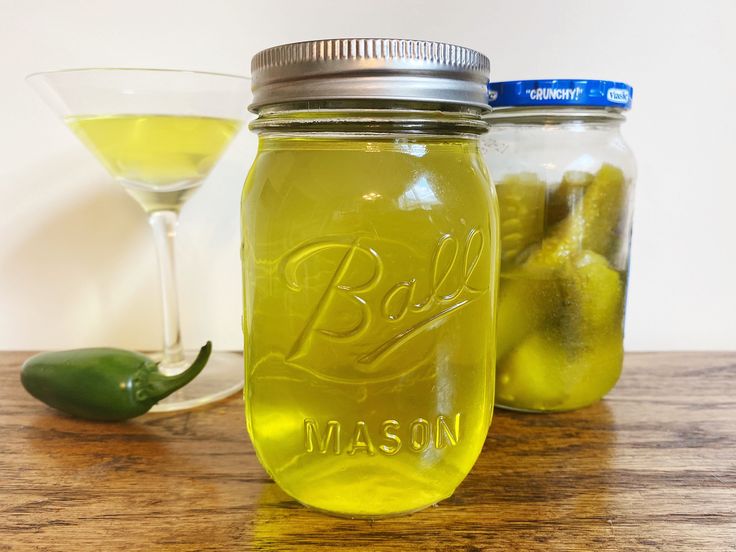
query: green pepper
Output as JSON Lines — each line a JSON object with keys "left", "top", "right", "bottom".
{"left": 21, "top": 341, "right": 212, "bottom": 421}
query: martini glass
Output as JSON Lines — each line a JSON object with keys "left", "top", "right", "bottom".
{"left": 27, "top": 68, "right": 249, "bottom": 411}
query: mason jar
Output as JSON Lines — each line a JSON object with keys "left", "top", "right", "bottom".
{"left": 242, "top": 39, "right": 499, "bottom": 517}
{"left": 482, "top": 79, "right": 635, "bottom": 412}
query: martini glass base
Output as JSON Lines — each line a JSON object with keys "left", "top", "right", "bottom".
{"left": 149, "top": 350, "right": 243, "bottom": 412}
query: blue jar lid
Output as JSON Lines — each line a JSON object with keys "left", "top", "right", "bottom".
{"left": 488, "top": 79, "right": 633, "bottom": 110}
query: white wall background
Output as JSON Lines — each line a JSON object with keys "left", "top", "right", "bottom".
{"left": 1, "top": 0, "right": 734, "bottom": 352}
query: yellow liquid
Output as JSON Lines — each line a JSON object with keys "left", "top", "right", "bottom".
{"left": 242, "top": 136, "right": 498, "bottom": 517}
{"left": 66, "top": 114, "right": 241, "bottom": 211}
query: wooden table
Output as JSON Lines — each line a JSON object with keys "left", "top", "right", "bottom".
{"left": 1, "top": 352, "right": 735, "bottom": 551}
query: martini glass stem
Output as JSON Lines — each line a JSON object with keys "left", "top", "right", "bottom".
{"left": 149, "top": 210, "right": 185, "bottom": 373}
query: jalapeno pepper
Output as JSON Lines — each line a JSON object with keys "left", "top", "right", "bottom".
{"left": 21, "top": 342, "right": 211, "bottom": 421}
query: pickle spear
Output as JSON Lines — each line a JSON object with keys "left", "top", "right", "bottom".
{"left": 579, "top": 163, "right": 628, "bottom": 256}
{"left": 495, "top": 172, "right": 546, "bottom": 268}
{"left": 531, "top": 163, "right": 627, "bottom": 265}
{"left": 546, "top": 170, "right": 593, "bottom": 228}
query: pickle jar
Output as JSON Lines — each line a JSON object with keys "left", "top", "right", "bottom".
{"left": 241, "top": 39, "right": 499, "bottom": 518}
{"left": 482, "top": 79, "right": 635, "bottom": 412}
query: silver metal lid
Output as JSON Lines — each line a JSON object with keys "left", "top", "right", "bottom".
{"left": 249, "top": 38, "right": 491, "bottom": 112}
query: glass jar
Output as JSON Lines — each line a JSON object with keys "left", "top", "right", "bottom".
{"left": 482, "top": 79, "right": 635, "bottom": 412}
{"left": 242, "top": 39, "right": 499, "bottom": 518}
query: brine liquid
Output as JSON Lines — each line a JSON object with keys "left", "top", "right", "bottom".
{"left": 65, "top": 114, "right": 240, "bottom": 211}
{"left": 495, "top": 165, "right": 631, "bottom": 411}
{"left": 242, "top": 137, "right": 497, "bottom": 517}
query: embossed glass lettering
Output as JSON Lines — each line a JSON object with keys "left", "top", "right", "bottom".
{"left": 379, "top": 420, "right": 402, "bottom": 455}
{"left": 435, "top": 414, "right": 461, "bottom": 449}
{"left": 283, "top": 241, "right": 382, "bottom": 361}
{"left": 304, "top": 415, "right": 461, "bottom": 456}
{"left": 282, "top": 229, "right": 487, "bottom": 365}
{"left": 409, "top": 418, "right": 431, "bottom": 452}
{"left": 347, "top": 421, "right": 375, "bottom": 456}
{"left": 304, "top": 418, "right": 341, "bottom": 454}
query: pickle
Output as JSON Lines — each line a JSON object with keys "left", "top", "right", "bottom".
{"left": 530, "top": 163, "right": 627, "bottom": 264}
{"left": 497, "top": 328, "right": 623, "bottom": 411}
{"left": 496, "top": 268, "right": 560, "bottom": 360}
{"left": 497, "top": 332, "right": 568, "bottom": 409}
{"left": 495, "top": 203, "right": 579, "bottom": 359}
{"left": 546, "top": 170, "right": 593, "bottom": 227}
{"left": 497, "top": 245, "right": 623, "bottom": 361}
{"left": 496, "top": 165, "right": 627, "bottom": 410}
{"left": 565, "top": 329, "right": 624, "bottom": 410}
{"left": 495, "top": 173, "right": 546, "bottom": 268}
{"left": 580, "top": 163, "right": 627, "bottom": 256}
{"left": 560, "top": 251, "right": 624, "bottom": 336}
{"left": 497, "top": 252, "right": 625, "bottom": 411}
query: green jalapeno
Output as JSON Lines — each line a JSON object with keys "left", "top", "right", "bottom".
{"left": 21, "top": 342, "right": 212, "bottom": 421}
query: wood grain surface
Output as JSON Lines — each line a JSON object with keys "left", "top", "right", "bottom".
{"left": 1, "top": 352, "right": 735, "bottom": 551}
